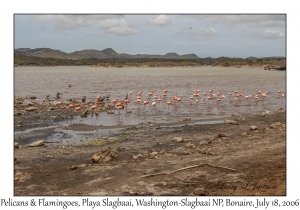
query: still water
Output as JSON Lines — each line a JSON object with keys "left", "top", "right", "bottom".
{"left": 14, "top": 66, "right": 286, "bottom": 126}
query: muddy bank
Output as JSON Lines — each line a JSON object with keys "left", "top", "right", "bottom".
{"left": 14, "top": 97, "right": 116, "bottom": 132}
{"left": 14, "top": 109, "right": 286, "bottom": 196}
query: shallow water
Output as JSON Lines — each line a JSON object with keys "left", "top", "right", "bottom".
{"left": 15, "top": 66, "right": 286, "bottom": 127}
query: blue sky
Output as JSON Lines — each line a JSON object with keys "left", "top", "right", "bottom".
{"left": 14, "top": 14, "right": 286, "bottom": 58}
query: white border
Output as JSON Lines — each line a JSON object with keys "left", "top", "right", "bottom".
{"left": 3, "top": 1, "right": 297, "bottom": 209}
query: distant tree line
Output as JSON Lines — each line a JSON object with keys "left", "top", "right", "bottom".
{"left": 14, "top": 54, "right": 286, "bottom": 67}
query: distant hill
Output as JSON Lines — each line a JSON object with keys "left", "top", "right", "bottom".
{"left": 14, "top": 48, "right": 200, "bottom": 60}
{"left": 14, "top": 52, "right": 286, "bottom": 69}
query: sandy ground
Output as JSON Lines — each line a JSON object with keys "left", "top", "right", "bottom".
{"left": 14, "top": 98, "right": 286, "bottom": 196}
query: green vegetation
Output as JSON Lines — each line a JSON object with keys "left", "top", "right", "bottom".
{"left": 14, "top": 53, "right": 286, "bottom": 68}
{"left": 77, "top": 135, "right": 131, "bottom": 147}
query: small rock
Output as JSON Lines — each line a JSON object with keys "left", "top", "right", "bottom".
{"left": 133, "top": 154, "right": 143, "bottom": 159}
{"left": 92, "top": 147, "right": 117, "bottom": 163}
{"left": 186, "top": 141, "right": 195, "bottom": 148}
{"left": 50, "top": 115, "right": 60, "bottom": 119}
{"left": 14, "top": 157, "right": 18, "bottom": 164}
{"left": 224, "top": 119, "right": 239, "bottom": 125}
{"left": 208, "top": 137, "right": 215, "bottom": 144}
{"left": 260, "top": 112, "right": 267, "bottom": 117}
{"left": 172, "top": 137, "right": 187, "bottom": 143}
{"left": 27, "top": 140, "right": 44, "bottom": 147}
{"left": 218, "top": 133, "right": 227, "bottom": 137}
{"left": 14, "top": 172, "right": 31, "bottom": 182}
{"left": 68, "top": 164, "right": 86, "bottom": 170}
{"left": 25, "top": 107, "right": 37, "bottom": 111}
{"left": 149, "top": 151, "right": 158, "bottom": 158}
{"left": 14, "top": 142, "right": 19, "bottom": 148}
{"left": 250, "top": 126, "right": 258, "bottom": 130}
{"left": 198, "top": 149, "right": 207, "bottom": 154}
{"left": 127, "top": 110, "right": 132, "bottom": 113}
{"left": 240, "top": 132, "right": 249, "bottom": 136}
{"left": 46, "top": 155, "right": 54, "bottom": 159}
{"left": 183, "top": 118, "right": 191, "bottom": 121}
{"left": 47, "top": 107, "right": 55, "bottom": 111}
{"left": 192, "top": 188, "right": 206, "bottom": 196}
{"left": 160, "top": 148, "right": 166, "bottom": 154}
{"left": 14, "top": 112, "right": 23, "bottom": 116}
{"left": 199, "top": 141, "right": 208, "bottom": 146}
{"left": 270, "top": 122, "right": 282, "bottom": 129}
{"left": 160, "top": 181, "right": 167, "bottom": 186}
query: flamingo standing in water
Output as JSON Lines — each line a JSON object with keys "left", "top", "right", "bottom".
{"left": 90, "top": 103, "right": 99, "bottom": 114}
{"left": 151, "top": 101, "right": 157, "bottom": 107}
{"left": 75, "top": 104, "right": 83, "bottom": 111}
{"left": 116, "top": 102, "right": 124, "bottom": 114}
{"left": 124, "top": 98, "right": 130, "bottom": 111}
{"left": 166, "top": 100, "right": 172, "bottom": 111}
{"left": 142, "top": 98, "right": 150, "bottom": 110}
{"left": 68, "top": 102, "right": 75, "bottom": 109}
{"left": 151, "top": 100, "right": 157, "bottom": 111}
{"left": 190, "top": 96, "right": 195, "bottom": 105}
{"left": 176, "top": 97, "right": 182, "bottom": 107}
{"left": 162, "top": 93, "right": 167, "bottom": 100}
{"left": 158, "top": 95, "right": 162, "bottom": 102}
{"left": 55, "top": 100, "right": 64, "bottom": 107}
{"left": 112, "top": 98, "right": 118, "bottom": 107}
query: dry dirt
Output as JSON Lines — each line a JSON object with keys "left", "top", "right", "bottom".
{"left": 14, "top": 98, "right": 286, "bottom": 196}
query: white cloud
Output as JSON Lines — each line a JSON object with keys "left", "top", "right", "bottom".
{"left": 187, "top": 14, "right": 285, "bottom": 28}
{"left": 175, "top": 28, "right": 185, "bottom": 35}
{"left": 148, "top": 15, "right": 171, "bottom": 26}
{"left": 200, "top": 28, "right": 218, "bottom": 36}
{"left": 31, "top": 15, "right": 93, "bottom": 29}
{"left": 28, "top": 15, "right": 138, "bottom": 36}
{"left": 187, "top": 28, "right": 218, "bottom": 41}
{"left": 97, "top": 18, "right": 138, "bottom": 35}
{"left": 255, "top": 29, "right": 285, "bottom": 39}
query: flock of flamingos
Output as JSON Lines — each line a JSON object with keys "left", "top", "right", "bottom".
{"left": 54, "top": 88, "right": 286, "bottom": 114}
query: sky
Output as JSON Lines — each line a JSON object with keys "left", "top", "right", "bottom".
{"left": 14, "top": 14, "right": 286, "bottom": 58}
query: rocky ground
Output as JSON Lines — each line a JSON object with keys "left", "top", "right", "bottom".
{"left": 14, "top": 97, "right": 286, "bottom": 196}
{"left": 14, "top": 97, "right": 116, "bottom": 132}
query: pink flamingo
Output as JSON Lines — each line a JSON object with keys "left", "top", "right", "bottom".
{"left": 116, "top": 103, "right": 124, "bottom": 114}
{"left": 68, "top": 102, "right": 75, "bottom": 109}
{"left": 75, "top": 104, "right": 83, "bottom": 111}
{"left": 55, "top": 100, "right": 64, "bottom": 106}
{"left": 90, "top": 103, "right": 99, "bottom": 114}
{"left": 166, "top": 100, "right": 172, "bottom": 111}
{"left": 142, "top": 98, "right": 149, "bottom": 110}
